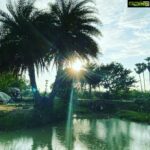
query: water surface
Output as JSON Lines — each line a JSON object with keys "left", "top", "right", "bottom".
{"left": 0, "top": 118, "right": 150, "bottom": 150}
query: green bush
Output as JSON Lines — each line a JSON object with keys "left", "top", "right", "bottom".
{"left": 116, "top": 110, "right": 150, "bottom": 123}
{"left": 0, "top": 72, "right": 27, "bottom": 94}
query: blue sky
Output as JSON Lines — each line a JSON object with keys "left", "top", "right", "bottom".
{"left": 1, "top": 0, "right": 150, "bottom": 91}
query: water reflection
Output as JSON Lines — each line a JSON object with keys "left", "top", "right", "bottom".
{"left": 0, "top": 118, "right": 150, "bottom": 150}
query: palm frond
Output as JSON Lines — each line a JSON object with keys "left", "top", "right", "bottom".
{"left": 71, "top": 0, "right": 93, "bottom": 11}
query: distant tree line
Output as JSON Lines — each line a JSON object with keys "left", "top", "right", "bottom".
{"left": 66, "top": 62, "right": 136, "bottom": 99}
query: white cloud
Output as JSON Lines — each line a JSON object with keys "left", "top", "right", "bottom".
{"left": 95, "top": 0, "right": 150, "bottom": 64}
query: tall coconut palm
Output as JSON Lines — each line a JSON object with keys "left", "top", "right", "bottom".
{"left": 0, "top": 0, "right": 52, "bottom": 100}
{"left": 48, "top": 0, "right": 101, "bottom": 102}
{"left": 134, "top": 67, "right": 143, "bottom": 92}
{"left": 145, "top": 57, "right": 150, "bottom": 90}
{"left": 85, "top": 63, "right": 96, "bottom": 97}
{"left": 84, "top": 63, "right": 101, "bottom": 97}
{"left": 141, "top": 63, "right": 147, "bottom": 92}
{"left": 135, "top": 63, "right": 146, "bottom": 92}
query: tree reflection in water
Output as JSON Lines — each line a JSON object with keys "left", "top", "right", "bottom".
{"left": 0, "top": 118, "right": 150, "bottom": 150}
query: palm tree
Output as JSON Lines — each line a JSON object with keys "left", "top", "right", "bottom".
{"left": 145, "top": 57, "right": 150, "bottom": 90}
{"left": 0, "top": 0, "right": 52, "bottom": 100}
{"left": 94, "top": 65, "right": 103, "bottom": 92}
{"left": 48, "top": 0, "right": 101, "bottom": 102}
{"left": 141, "top": 63, "right": 147, "bottom": 92}
{"left": 84, "top": 63, "right": 101, "bottom": 97}
{"left": 85, "top": 63, "right": 96, "bottom": 97}
{"left": 135, "top": 63, "right": 146, "bottom": 92}
{"left": 135, "top": 64, "right": 143, "bottom": 92}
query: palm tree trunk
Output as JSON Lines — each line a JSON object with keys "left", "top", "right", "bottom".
{"left": 89, "top": 84, "right": 92, "bottom": 98}
{"left": 139, "top": 74, "right": 143, "bottom": 92}
{"left": 99, "top": 84, "right": 101, "bottom": 92}
{"left": 28, "top": 64, "right": 40, "bottom": 102}
{"left": 80, "top": 82, "right": 84, "bottom": 92}
{"left": 48, "top": 62, "right": 63, "bottom": 106}
{"left": 143, "top": 72, "right": 146, "bottom": 92}
{"left": 84, "top": 84, "right": 87, "bottom": 91}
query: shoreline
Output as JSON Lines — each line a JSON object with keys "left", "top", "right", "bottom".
{"left": 0, "top": 109, "right": 150, "bottom": 132}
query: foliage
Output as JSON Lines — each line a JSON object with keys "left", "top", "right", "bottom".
{"left": 0, "top": 101, "right": 68, "bottom": 131}
{"left": 56, "top": 78, "right": 72, "bottom": 101}
{"left": 146, "top": 61, "right": 150, "bottom": 73}
{"left": 79, "top": 62, "right": 136, "bottom": 98}
{"left": 48, "top": 0, "right": 101, "bottom": 65}
{"left": 55, "top": 68, "right": 79, "bottom": 103}
{"left": 84, "top": 63, "right": 101, "bottom": 87}
{"left": 116, "top": 110, "right": 150, "bottom": 123}
{"left": 78, "top": 89, "right": 150, "bottom": 101}
{"left": 48, "top": 0, "right": 101, "bottom": 102}
{"left": 0, "top": 0, "right": 51, "bottom": 73}
{"left": 127, "top": 90, "right": 150, "bottom": 100}
{"left": 99, "top": 63, "right": 136, "bottom": 94}
{"left": 0, "top": 72, "right": 27, "bottom": 94}
{"left": 0, "top": 0, "right": 53, "bottom": 99}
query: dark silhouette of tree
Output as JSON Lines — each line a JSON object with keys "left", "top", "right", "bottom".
{"left": 48, "top": 0, "right": 101, "bottom": 103}
{"left": 135, "top": 63, "right": 147, "bottom": 92}
{"left": 135, "top": 64, "right": 143, "bottom": 92}
{"left": 84, "top": 63, "right": 101, "bottom": 97}
{"left": 0, "top": 0, "right": 52, "bottom": 101}
{"left": 145, "top": 57, "right": 150, "bottom": 91}
{"left": 100, "top": 62, "right": 136, "bottom": 97}
{"left": 141, "top": 63, "right": 147, "bottom": 92}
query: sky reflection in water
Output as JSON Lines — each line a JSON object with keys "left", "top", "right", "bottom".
{"left": 0, "top": 118, "right": 150, "bottom": 150}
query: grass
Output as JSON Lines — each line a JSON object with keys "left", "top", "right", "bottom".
{"left": 116, "top": 110, "right": 150, "bottom": 124}
{"left": 1, "top": 99, "right": 150, "bottom": 131}
{"left": 0, "top": 101, "right": 67, "bottom": 131}
{"left": 0, "top": 107, "right": 58, "bottom": 131}
{"left": 0, "top": 109, "right": 34, "bottom": 131}
{"left": 75, "top": 100, "right": 150, "bottom": 124}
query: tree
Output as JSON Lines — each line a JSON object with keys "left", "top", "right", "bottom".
{"left": 0, "top": 72, "right": 27, "bottom": 94}
{"left": 0, "top": 0, "right": 52, "bottom": 101}
{"left": 135, "top": 64, "right": 143, "bottom": 92}
{"left": 135, "top": 63, "right": 146, "bottom": 92}
{"left": 141, "top": 63, "right": 147, "bottom": 92}
{"left": 100, "top": 63, "right": 136, "bottom": 96}
{"left": 48, "top": 0, "right": 101, "bottom": 102}
{"left": 56, "top": 68, "right": 73, "bottom": 101}
{"left": 145, "top": 57, "right": 150, "bottom": 91}
{"left": 84, "top": 63, "right": 101, "bottom": 97}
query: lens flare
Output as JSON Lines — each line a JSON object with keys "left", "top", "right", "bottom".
{"left": 72, "top": 59, "right": 82, "bottom": 72}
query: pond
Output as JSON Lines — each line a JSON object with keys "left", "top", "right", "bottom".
{"left": 0, "top": 118, "right": 150, "bottom": 150}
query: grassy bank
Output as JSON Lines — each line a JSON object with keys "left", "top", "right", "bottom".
{"left": 116, "top": 110, "right": 150, "bottom": 124}
{"left": 0, "top": 109, "right": 34, "bottom": 131}
{"left": 75, "top": 100, "right": 150, "bottom": 124}
{"left": 1, "top": 99, "right": 150, "bottom": 131}
{"left": 0, "top": 100, "right": 67, "bottom": 131}
{"left": 0, "top": 108, "right": 66, "bottom": 131}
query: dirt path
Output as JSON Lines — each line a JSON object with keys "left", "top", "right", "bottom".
{"left": 0, "top": 105, "right": 17, "bottom": 112}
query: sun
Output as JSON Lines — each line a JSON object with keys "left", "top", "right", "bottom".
{"left": 72, "top": 59, "right": 83, "bottom": 72}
